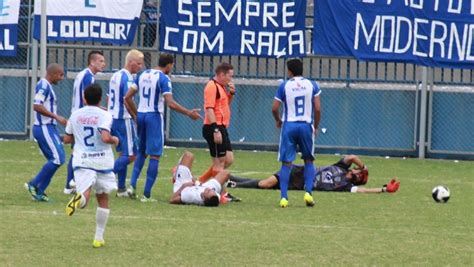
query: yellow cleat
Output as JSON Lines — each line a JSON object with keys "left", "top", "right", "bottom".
{"left": 66, "top": 193, "right": 82, "bottom": 216}
{"left": 304, "top": 192, "right": 315, "bottom": 207}
{"left": 92, "top": 240, "right": 105, "bottom": 248}
{"left": 280, "top": 198, "right": 288, "bottom": 208}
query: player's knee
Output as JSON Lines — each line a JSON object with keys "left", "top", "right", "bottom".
{"left": 224, "top": 154, "right": 234, "bottom": 167}
{"left": 182, "top": 151, "right": 194, "bottom": 161}
{"left": 259, "top": 180, "right": 272, "bottom": 189}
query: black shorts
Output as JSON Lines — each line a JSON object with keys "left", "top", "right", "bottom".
{"left": 202, "top": 124, "right": 232, "bottom": 158}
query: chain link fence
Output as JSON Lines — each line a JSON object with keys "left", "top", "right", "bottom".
{"left": 0, "top": 0, "right": 472, "bottom": 158}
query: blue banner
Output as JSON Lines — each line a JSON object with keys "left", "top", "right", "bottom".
{"left": 160, "top": 0, "right": 307, "bottom": 58}
{"left": 314, "top": 0, "right": 474, "bottom": 69}
{"left": 33, "top": 0, "right": 142, "bottom": 45}
{"left": 0, "top": 0, "right": 20, "bottom": 57}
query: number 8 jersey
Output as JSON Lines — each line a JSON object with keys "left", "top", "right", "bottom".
{"left": 274, "top": 77, "right": 321, "bottom": 123}
{"left": 65, "top": 106, "right": 115, "bottom": 172}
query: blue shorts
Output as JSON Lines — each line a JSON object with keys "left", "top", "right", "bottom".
{"left": 33, "top": 124, "right": 65, "bottom": 165}
{"left": 136, "top": 112, "right": 164, "bottom": 156}
{"left": 111, "top": 118, "right": 138, "bottom": 156}
{"left": 278, "top": 122, "right": 315, "bottom": 162}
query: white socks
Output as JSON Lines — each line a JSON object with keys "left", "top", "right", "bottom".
{"left": 94, "top": 207, "right": 110, "bottom": 241}
{"left": 79, "top": 194, "right": 87, "bottom": 208}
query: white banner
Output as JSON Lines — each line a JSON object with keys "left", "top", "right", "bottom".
{"left": 33, "top": 0, "right": 143, "bottom": 45}
{"left": 0, "top": 0, "right": 21, "bottom": 56}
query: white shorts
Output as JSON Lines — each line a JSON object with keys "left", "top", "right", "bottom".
{"left": 74, "top": 168, "right": 117, "bottom": 195}
{"left": 202, "top": 179, "right": 222, "bottom": 195}
{"left": 173, "top": 165, "right": 193, "bottom": 193}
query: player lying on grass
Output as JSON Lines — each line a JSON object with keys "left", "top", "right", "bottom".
{"left": 228, "top": 155, "right": 400, "bottom": 193}
{"left": 169, "top": 151, "right": 230, "bottom": 207}
{"left": 63, "top": 84, "right": 120, "bottom": 248}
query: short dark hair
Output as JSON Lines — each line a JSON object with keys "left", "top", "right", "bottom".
{"left": 203, "top": 195, "right": 219, "bottom": 207}
{"left": 88, "top": 50, "right": 104, "bottom": 65}
{"left": 286, "top": 58, "right": 303, "bottom": 76}
{"left": 84, "top": 84, "right": 102, "bottom": 106}
{"left": 158, "top": 53, "right": 174, "bottom": 67}
{"left": 215, "top": 62, "right": 233, "bottom": 75}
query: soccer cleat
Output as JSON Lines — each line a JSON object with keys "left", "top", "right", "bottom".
{"left": 127, "top": 187, "right": 137, "bottom": 200}
{"left": 63, "top": 187, "right": 76, "bottom": 195}
{"left": 24, "top": 183, "right": 37, "bottom": 200}
{"left": 224, "top": 192, "right": 241, "bottom": 202}
{"left": 280, "top": 198, "right": 289, "bottom": 208}
{"left": 304, "top": 192, "right": 315, "bottom": 207}
{"left": 92, "top": 239, "right": 105, "bottom": 248}
{"left": 140, "top": 196, "right": 157, "bottom": 203}
{"left": 35, "top": 193, "right": 49, "bottom": 202}
{"left": 226, "top": 180, "right": 237, "bottom": 188}
{"left": 66, "top": 193, "right": 82, "bottom": 216}
{"left": 116, "top": 189, "right": 129, "bottom": 198}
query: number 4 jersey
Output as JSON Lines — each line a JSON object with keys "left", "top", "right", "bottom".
{"left": 65, "top": 106, "right": 115, "bottom": 172}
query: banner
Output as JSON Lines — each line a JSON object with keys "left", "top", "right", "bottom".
{"left": 0, "top": 0, "right": 20, "bottom": 56}
{"left": 160, "top": 0, "right": 307, "bottom": 58}
{"left": 33, "top": 0, "right": 142, "bottom": 45}
{"left": 314, "top": 0, "right": 474, "bottom": 69}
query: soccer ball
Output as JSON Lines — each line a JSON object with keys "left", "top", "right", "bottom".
{"left": 432, "top": 185, "right": 450, "bottom": 203}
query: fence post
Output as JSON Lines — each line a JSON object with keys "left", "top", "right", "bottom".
{"left": 40, "top": 0, "right": 47, "bottom": 77}
{"left": 418, "top": 66, "right": 429, "bottom": 158}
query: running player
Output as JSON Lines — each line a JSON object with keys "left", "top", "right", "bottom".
{"left": 123, "top": 53, "right": 201, "bottom": 202}
{"left": 272, "top": 58, "right": 321, "bottom": 208}
{"left": 107, "top": 49, "right": 143, "bottom": 197}
{"left": 63, "top": 84, "right": 119, "bottom": 248}
{"left": 24, "top": 63, "right": 66, "bottom": 202}
{"left": 65, "top": 50, "right": 106, "bottom": 194}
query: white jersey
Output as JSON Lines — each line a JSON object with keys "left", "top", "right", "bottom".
{"left": 71, "top": 68, "right": 95, "bottom": 113}
{"left": 180, "top": 186, "right": 206, "bottom": 205}
{"left": 274, "top": 77, "right": 321, "bottom": 123}
{"left": 137, "top": 69, "right": 172, "bottom": 113}
{"left": 107, "top": 68, "right": 136, "bottom": 119}
{"left": 33, "top": 78, "right": 57, "bottom": 125}
{"left": 65, "top": 106, "right": 115, "bottom": 172}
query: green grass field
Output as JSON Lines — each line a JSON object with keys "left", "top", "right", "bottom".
{"left": 0, "top": 140, "right": 473, "bottom": 266}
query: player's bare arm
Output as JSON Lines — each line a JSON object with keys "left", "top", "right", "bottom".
{"left": 34, "top": 104, "right": 67, "bottom": 125}
{"left": 313, "top": 95, "right": 321, "bottom": 132}
{"left": 271, "top": 100, "right": 282, "bottom": 128}
{"left": 164, "top": 94, "right": 202, "bottom": 120}
{"left": 356, "top": 179, "right": 400, "bottom": 193}
{"left": 169, "top": 182, "right": 195, "bottom": 204}
{"left": 124, "top": 85, "right": 138, "bottom": 119}
{"left": 100, "top": 130, "right": 119, "bottom": 146}
{"left": 63, "top": 134, "right": 74, "bottom": 144}
{"left": 227, "top": 82, "right": 236, "bottom": 104}
{"left": 343, "top": 155, "right": 366, "bottom": 169}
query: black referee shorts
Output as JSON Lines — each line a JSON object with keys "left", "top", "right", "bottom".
{"left": 202, "top": 124, "right": 232, "bottom": 158}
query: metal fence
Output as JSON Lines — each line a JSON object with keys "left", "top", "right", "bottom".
{"left": 0, "top": 0, "right": 472, "bottom": 159}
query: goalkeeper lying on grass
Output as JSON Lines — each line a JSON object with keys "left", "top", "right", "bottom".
{"left": 228, "top": 155, "right": 400, "bottom": 194}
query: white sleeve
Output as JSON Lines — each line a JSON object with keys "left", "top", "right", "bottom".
{"left": 98, "top": 113, "right": 112, "bottom": 132}
{"left": 350, "top": 186, "right": 359, "bottom": 193}
{"left": 65, "top": 119, "right": 73, "bottom": 135}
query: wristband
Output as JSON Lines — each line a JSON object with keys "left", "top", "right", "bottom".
{"left": 382, "top": 185, "right": 387, "bottom": 193}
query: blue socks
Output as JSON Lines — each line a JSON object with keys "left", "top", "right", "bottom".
{"left": 114, "top": 155, "right": 130, "bottom": 190}
{"left": 304, "top": 162, "right": 315, "bottom": 193}
{"left": 279, "top": 164, "right": 291, "bottom": 199}
{"left": 30, "top": 161, "right": 61, "bottom": 194}
{"left": 144, "top": 158, "right": 159, "bottom": 198}
{"left": 65, "top": 156, "right": 74, "bottom": 189}
{"left": 130, "top": 153, "right": 146, "bottom": 189}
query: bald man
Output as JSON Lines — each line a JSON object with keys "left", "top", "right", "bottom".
{"left": 107, "top": 49, "right": 144, "bottom": 197}
{"left": 25, "top": 63, "right": 66, "bottom": 202}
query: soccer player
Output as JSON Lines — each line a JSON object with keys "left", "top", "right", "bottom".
{"left": 107, "top": 49, "right": 143, "bottom": 197}
{"left": 199, "top": 62, "right": 240, "bottom": 202}
{"left": 228, "top": 155, "right": 400, "bottom": 193}
{"left": 64, "top": 50, "right": 106, "bottom": 194}
{"left": 63, "top": 84, "right": 119, "bottom": 248}
{"left": 169, "top": 151, "right": 229, "bottom": 207}
{"left": 24, "top": 63, "right": 66, "bottom": 202}
{"left": 272, "top": 58, "right": 321, "bottom": 208}
{"left": 123, "top": 53, "right": 201, "bottom": 202}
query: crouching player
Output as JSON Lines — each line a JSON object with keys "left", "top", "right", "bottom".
{"left": 63, "top": 84, "right": 119, "bottom": 248}
{"left": 169, "top": 151, "right": 230, "bottom": 207}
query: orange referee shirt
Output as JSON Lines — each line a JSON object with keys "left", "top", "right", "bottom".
{"left": 203, "top": 79, "right": 231, "bottom": 127}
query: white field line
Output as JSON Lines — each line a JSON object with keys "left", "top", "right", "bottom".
{"left": 1, "top": 209, "right": 471, "bottom": 236}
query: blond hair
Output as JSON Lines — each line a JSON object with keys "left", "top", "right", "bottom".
{"left": 125, "top": 49, "right": 144, "bottom": 64}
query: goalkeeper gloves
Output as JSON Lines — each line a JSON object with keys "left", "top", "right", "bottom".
{"left": 382, "top": 179, "right": 400, "bottom": 193}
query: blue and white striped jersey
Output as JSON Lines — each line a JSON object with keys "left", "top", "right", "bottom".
{"left": 275, "top": 77, "right": 321, "bottom": 123}
{"left": 33, "top": 78, "right": 57, "bottom": 125}
{"left": 107, "top": 68, "right": 136, "bottom": 119}
{"left": 136, "top": 69, "right": 172, "bottom": 113}
{"left": 71, "top": 68, "right": 95, "bottom": 113}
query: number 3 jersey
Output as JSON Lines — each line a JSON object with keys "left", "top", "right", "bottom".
{"left": 65, "top": 106, "right": 115, "bottom": 172}
{"left": 275, "top": 77, "right": 321, "bottom": 123}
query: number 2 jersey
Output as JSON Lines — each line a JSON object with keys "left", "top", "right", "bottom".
{"left": 65, "top": 106, "right": 115, "bottom": 172}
